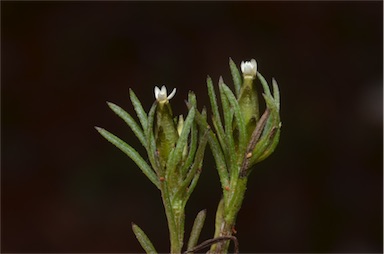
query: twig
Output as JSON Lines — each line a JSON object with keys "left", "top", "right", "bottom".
{"left": 183, "top": 236, "right": 239, "bottom": 254}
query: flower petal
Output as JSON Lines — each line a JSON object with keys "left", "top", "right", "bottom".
{"left": 241, "top": 61, "right": 246, "bottom": 73}
{"left": 154, "top": 86, "right": 160, "bottom": 100}
{"left": 167, "top": 88, "right": 176, "bottom": 100}
{"left": 160, "top": 85, "right": 167, "bottom": 95}
{"left": 241, "top": 59, "right": 257, "bottom": 77}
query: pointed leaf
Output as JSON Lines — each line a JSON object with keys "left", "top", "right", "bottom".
{"left": 207, "top": 76, "right": 225, "bottom": 144}
{"left": 107, "top": 102, "right": 146, "bottom": 147}
{"left": 166, "top": 107, "right": 195, "bottom": 181}
{"left": 262, "top": 94, "right": 280, "bottom": 135}
{"left": 187, "top": 106, "right": 230, "bottom": 191}
{"left": 272, "top": 78, "right": 280, "bottom": 111}
{"left": 219, "top": 80, "right": 236, "bottom": 173}
{"left": 221, "top": 84, "right": 247, "bottom": 164}
{"left": 187, "top": 91, "right": 197, "bottom": 108}
{"left": 95, "top": 127, "right": 160, "bottom": 189}
{"left": 145, "top": 102, "right": 161, "bottom": 174}
{"left": 256, "top": 72, "right": 272, "bottom": 97}
{"left": 129, "top": 89, "right": 148, "bottom": 130}
{"left": 229, "top": 57, "right": 242, "bottom": 97}
{"left": 177, "top": 128, "right": 208, "bottom": 196}
{"left": 187, "top": 209, "right": 207, "bottom": 251}
{"left": 255, "top": 127, "right": 281, "bottom": 163}
{"left": 249, "top": 105, "right": 281, "bottom": 167}
{"left": 185, "top": 129, "right": 209, "bottom": 200}
{"left": 132, "top": 223, "right": 158, "bottom": 254}
{"left": 181, "top": 121, "right": 198, "bottom": 176}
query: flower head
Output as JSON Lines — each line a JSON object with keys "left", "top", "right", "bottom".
{"left": 241, "top": 59, "right": 257, "bottom": 78}
{"left": 154, "top": 85, "right": 176, "bottom": 103}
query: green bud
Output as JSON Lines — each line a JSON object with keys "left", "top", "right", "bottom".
{"left": 154, "top": 85, "right": 179, "bottom": 167}
{"left": 238, "top": 59, "right": 259, "bottom": 139}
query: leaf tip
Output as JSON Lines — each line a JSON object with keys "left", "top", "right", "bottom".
{"left": 206, "top": 75, "right": 213, "bottom": 84}
{"left": 106, "top": 101, "right": 114, "bottom": 108}
{"left": 218, "top": 76, "right": 224, "bottom": 86}
{"left": 199, "top": 209, "right": 207, "bottom": 215}
{"left": 128, "top": 88, "right": 136, "bottom": 99}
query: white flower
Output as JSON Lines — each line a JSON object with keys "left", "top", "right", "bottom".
{"left": 241, "top": 59, "right": 257, "bottom": 78}
{"left": 154, "top": 85, "right": 176, "bottom": 103}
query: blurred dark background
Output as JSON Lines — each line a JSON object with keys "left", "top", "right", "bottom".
{"left": 2, "top": 1, "right": 382, "bottom": 253}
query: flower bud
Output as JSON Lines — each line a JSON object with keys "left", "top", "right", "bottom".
{"left": 240, "top": 59, "right": 257, "bottom": 79}
{"left": 238, "top": 59, "right": 259, "bottom": 139}
{"left": 154, "top": 85, "right": 179, "bottom": 167}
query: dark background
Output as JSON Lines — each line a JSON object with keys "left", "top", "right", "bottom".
{"left": 2, "top": 1, "right": 382, "bottom": 253}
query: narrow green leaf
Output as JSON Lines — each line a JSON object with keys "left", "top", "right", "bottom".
{"left": 187, "top": 106, "right": 230, "bottom": 191}
{"left": 219, "top": 80, "right": 236, "bottom": 173}
{"left": 221, "top": 84, "right": 247, "bottom": 164}
{"left": 95, "top": 127, "right": 160, "bottom": 189}
{"left": 187, "top": 209, "right": 207, "bottom": 252}
{"left": 107, "top": 102, "right": 146, "bottom": 147}
{"left": 177, "top": 128, "right": 208, "bottom": 194}
{"left": 262, "top": 94, "right": 279, "bottom": 135}
{"left": 146, "top": 103, "right": 160, "bottom": 174}
{"left": 255, "top": 73, "right": 279, "bottom": 140}
{"left": 255, "top": 127, "right": 281, "bottom": 163}
{"left": 249, "top": 104, "right": 280, "bottom": 167}
{"left": 166, "top": 107, "right": 195, "bottom": 181}
{"left": 229, "top": 57, "right": 242, "bottom": 97}
{"left": 132, "top": 223, "right": 158, "bottom": 254}
{"left": 179, "top": 92, "right": 200, "bottom": 175}
{"left": 256, "top": 72, "right": 272, "bottom": 97}
{"left": 185, "top": 129, "right": 209, "bottom": 199}
{"left": 188, "top": 91, "right": 197, "bottom": 108}
{"left": 211, "top": 116, "right": 227, "bottom": 158}
{"left": 272, "top": 78, "right": 280, "bottom": 111}
{"left": 129, "top": 89, "right": 148, "bottom": 130}
{"left": 201, "top": 107, "right": 207, "bottom": 121}
{"left": 249, "top": 122, "right": 280, "bottom": 167}
{"left": 219, "top": 78, "right": 233, "bottom": 136}
{"left": 181, "top": 122, "right": 198, "bottom": 176}
{"left": 212, "top": 198, "right": 225, "bottom": 242}
{"left": 257, "top": 73, "right": 280, "bottom": 114}
{"left": 207, "top": 76, "right": 225, "bottom": 143}
{"left": 175, "top": 107, "right": 196, "bottom": 165}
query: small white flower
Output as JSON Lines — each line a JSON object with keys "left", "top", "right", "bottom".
{"left": 154, "top": 85, "right": 176, "bottom": 103}
{"left": 241, "top": 59, "right": 257, "bottom": 78}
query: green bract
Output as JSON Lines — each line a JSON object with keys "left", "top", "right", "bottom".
{"left": 155, "top": 99, "right": 179, "bottom": 169}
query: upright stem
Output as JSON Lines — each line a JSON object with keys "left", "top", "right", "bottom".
{"left": 210, "top": 177, "right": 248, "bottom": 253}
{"left": 160, "top": 181, "right": 185, "bottom": 254}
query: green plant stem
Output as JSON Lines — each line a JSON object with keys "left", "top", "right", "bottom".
{"left": 210, "top": 177, "right": 248, "bottom": 253}
{"left": 160, "top": 181, "right": 185, "bottom": 253}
